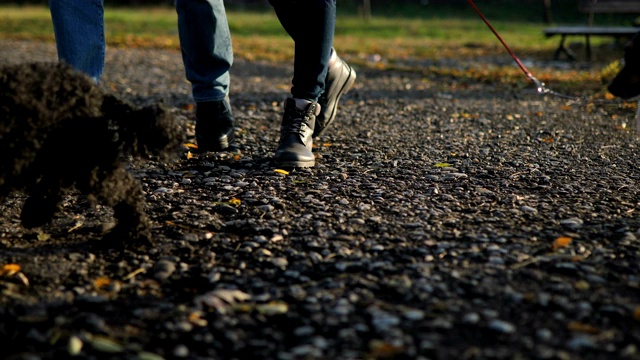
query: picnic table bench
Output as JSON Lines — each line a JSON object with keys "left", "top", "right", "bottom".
{"left": 543, "top": 0, "right": 640, "bottom": 60}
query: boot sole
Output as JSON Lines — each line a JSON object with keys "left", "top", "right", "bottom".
{"left": 314, "top": 65, "right": 356, "bottom": 138}
{"left": 274, "top": 158, "right": 315, "bottom": 168}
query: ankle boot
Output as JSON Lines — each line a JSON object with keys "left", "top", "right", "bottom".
{"left": 195, "top": 98, "right": 235, "bottom": 152}
{"left": 273, "top": 98, "right": 319, "bottom": 168}
{"left": 314, "top": 49, "right": 356, "bottom": 138}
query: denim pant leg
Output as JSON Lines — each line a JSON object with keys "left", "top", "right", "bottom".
{"left": 49, "top": 0, "right": 105, "bottom": 81}
{"left": 175, "top": 0, "right": 233, "bottom": 103}
{"left": 269, "top": 0, "right": 336, "bottom": 101}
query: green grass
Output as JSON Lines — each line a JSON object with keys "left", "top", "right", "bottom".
{"left": 0, "top": 5, "right": 571, "bottom": 53}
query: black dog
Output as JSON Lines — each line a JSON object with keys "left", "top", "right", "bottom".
{"left": 608, "top": 32, "right": 640, "bottom": 99}
{"left": 0, "top": 62, "right": 184, "bottom": 248}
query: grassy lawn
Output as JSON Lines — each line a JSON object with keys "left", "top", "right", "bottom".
{"left": 0, "top": 4, "right": 631, "bottom": 93}
{"left": 0, "top": 5, "right": 587, "bottom": 57}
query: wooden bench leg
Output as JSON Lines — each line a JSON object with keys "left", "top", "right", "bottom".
{"left": 553, "top": 34, "right": 576, "bottom": 61}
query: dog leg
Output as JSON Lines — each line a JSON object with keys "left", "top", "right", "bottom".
{"left": 90, "top": 168, "right": 154, "bottom": 250}
{"left": 20, "top": 188, "right": 62, "bottom": 229}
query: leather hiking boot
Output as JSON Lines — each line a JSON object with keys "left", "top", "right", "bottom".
{"left": 195, "top": 98, "right": 235, "bottom": 152}
{"left": 314, "top": 52, "right": 356, "bottom": 138}
{"left": 274, "top": 98, "right": 319, "bottom": 168}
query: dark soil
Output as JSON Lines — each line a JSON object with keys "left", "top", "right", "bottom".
{"left": 1, "top": 40, "right": 639, "bottom": 360}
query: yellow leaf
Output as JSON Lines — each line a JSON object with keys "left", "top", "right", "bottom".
{"left": 575, "top": 280, "right": 590, "bottom": 291}
{"left": 256, "top": 301, "right": 289, "bottom": 316}
{"left": 552, "top": 236, "right": 572, "bottom": 250}
{"left": 188, "top": 311, "right": 208, "bottom": 327}
{"left": 186, "top": 151, "right": 193, "bottom": 160}
{"left": 37, "top": 233, "right": 51, "bottom": 241}
{"left": 274, "top": 169, "right": 289, "bottom": 175}
{"left": 322, "top": 143, "right": 333, "bottom": 147}
{"left": 434, "top": 163, "right": 452, "bottom": 168}
{"left": 0, "top": 263, "right": 21, "bottom": 276}
{"left": 228, "top": 198, "right": 241, "bottom": 206}
{"left": 233, "top": 154, "right": 242, "bottom": 161}
{"left": 184, "top": 143, "right": 198, "bottom": 149}
{"left": 94, "top": 277, "right": 112, "bottom": 289}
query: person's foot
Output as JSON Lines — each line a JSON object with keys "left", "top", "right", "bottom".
{"left": 608, "top": 33, "right": 640, "bottom": 99}
{"left": 314, "top": 51, "right": 356, "bottom": 138}
{"left": 195, "top": 98, "right": 235, "bottom": 152}
{"left": 273, "top": 98, "right": 319, "bottom": 168}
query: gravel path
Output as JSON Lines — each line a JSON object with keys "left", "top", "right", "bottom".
{"left": 1, "top": 40, "right": 639, "bottom": 360}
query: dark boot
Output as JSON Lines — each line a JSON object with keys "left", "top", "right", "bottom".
{"left": 314, "top": 50, "right": 356, "bottom": 138}
{"left": 274, "top": 98, "right": 319, "bottom": 168}
{"left": 195, "top": 98, "right": 235, "bottom": 152}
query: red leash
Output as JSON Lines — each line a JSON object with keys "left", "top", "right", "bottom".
{"left": 465, "top": 0, "right": 550, "bottom": 94}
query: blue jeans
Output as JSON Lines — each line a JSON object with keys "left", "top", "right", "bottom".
{"left": 48, "top": 0, "right": 335, "bottom": 102}
{"left": 270, "top": 0, "right": 336, "bottom": 101}
{"left": 48, "top": 0, "right": 233, "bottom": 102}
{"left": 49, "top": 0, "right": 105, "bottom": 82}
{"left": 175, "top": 0, "right": 233, "bottom": 102}
{"left": 178, "top": 0, "right": 336, "bottom": 102}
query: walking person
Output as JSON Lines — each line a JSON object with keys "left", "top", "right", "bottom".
{"left": 48, "top": 0, "right": 355, "bottom": 168}
{"left": 178, "top": 0, "right": 356, "bottom": 167}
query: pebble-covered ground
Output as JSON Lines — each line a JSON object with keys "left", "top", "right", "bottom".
{"left": 1, "top": 40, "right": 639, "bottom": 360}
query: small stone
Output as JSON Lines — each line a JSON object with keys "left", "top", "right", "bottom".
{"left": 173, "top": 344, "right": 189, "bottom": 358}
{"left": 488, "top": 319, "right": 516, "bottom": 334}
{"left": 560, "top": 218, "right": 583, "bottom": 229}
{"left": 462, "top": 312, "right": 480, "bottom": 324}
{"left": 152, "top": 260, "right": 176, "bottom": 281}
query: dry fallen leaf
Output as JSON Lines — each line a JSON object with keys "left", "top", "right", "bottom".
{"left": 552, "top": 236, "right": 572, "bottom": 250}
{"left": 0, "top": 264, "right": 21, "bottom": 276}
{"left": 274, "top": 169, "right": 289, "bottom": 175}
{"left": 256, "top": 301, "right": 289, "bottom": 316}
{"left": 94, "top": 277, "right": 112, "bottom": 289}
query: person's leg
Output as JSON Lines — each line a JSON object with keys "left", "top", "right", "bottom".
{"left": 176, "top": 0, "right": 233, "bottom": 102}
{"left": 175, "top": 0, "right": 235, "bottom": 152}
{"left": 269, "top": 0, "right": 335, "bottom": 101}
{"left": 49, "top": 0, "right": 105, "bottom": 81}
{"left": 270, "top": 0, "right": 355, "bottom": 167}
